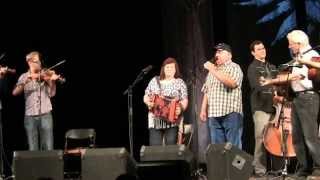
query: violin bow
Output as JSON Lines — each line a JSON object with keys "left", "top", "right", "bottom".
{"left": 46, "top": 60, "right": 66, "bottom": 70}
{"left": 0, "top": 53, "right": 5, "bottom": 61}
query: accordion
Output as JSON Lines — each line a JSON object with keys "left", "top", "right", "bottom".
{"left": 150, "top": 95, "right": 179, "bottom": 123}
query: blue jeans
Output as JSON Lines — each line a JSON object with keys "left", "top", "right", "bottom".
{"left": 208, "top": 112, "right": 243, "bottom": 149}
{"left": 149, "top": 127, "right": 178, "bottom": 146}
{"left": 24, "top": 112, "right": 53, "bottom": 151}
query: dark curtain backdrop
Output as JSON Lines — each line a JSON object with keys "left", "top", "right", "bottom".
{"left": 161, "top": 0, "right": 214, "bottom": 163}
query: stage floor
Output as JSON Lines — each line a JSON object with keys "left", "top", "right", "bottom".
{"left": 249, "top": 174, "right": 320, "bottom": 180}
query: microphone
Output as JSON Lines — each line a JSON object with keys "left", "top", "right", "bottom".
{"left": 211, "top": 56, "right": 217, "bottom": 63}
{"left": 279, "top": 64, "right": 303, "bottom": 68}
{"left": 278, "top": 63, "right": 303, "bottom": 71}
{"left": 142, "top": 65, "right": 153, "bottom": 74}
{"left": 290, "top": 64, "right": 303, "bottom": 68}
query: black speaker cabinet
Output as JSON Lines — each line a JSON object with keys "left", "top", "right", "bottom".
{"left": 206, "top": 143, "right": 253, "bottom": 180}
{"left": 140, "top": 145, "right": 193, "bottom": 162}
{"left": 81, "top": 148, "right": 136, "bottom": 180}
{"left": 13, "top": 150, "right": 64, "bottom": 180}
{"left": 139, "top": 145, "right": 194, "bottom": 180}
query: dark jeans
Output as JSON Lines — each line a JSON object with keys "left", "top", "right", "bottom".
{"left": 208, "top": 112, "right": 243, "bottom": 149}
{"left": 149, "top": 127, "right": 178, "bottom": 146}
{"left": 24, "top": 112, "right": 53, "bottom": 151}
{"left": 292, "top": 92, "right": 320, "bottom": 171}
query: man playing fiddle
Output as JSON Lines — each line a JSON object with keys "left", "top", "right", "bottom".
{"left": 12, "top": 51, "right": 60, "bottom": 151}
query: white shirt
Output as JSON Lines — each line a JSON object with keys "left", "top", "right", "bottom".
{"left": 291, "top": 45, "right": 319, "bottom": 92}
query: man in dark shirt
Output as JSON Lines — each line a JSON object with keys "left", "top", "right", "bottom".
{"left": 247, "top": 40, "right": 277, "bottom": 177}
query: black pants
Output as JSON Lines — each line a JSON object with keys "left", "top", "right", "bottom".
{"left": 149, "top": 127, "right": 178, "bottom": 146}
{"left": 292, "top": 92, "right": 320, "bottom": 171}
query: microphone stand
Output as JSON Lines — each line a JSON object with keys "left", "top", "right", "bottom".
{"left": 123, "top": 70, "right": 149, "bottom": 157}
{"left": 188, "top": 66, "right": 208, "bottom": 179}
{"left": 273, "top": 66, "right": 293, "bottom": 180}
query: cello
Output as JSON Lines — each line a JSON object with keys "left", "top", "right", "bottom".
{"left": 263, "top": 99, "right": 296, "bottom": 157}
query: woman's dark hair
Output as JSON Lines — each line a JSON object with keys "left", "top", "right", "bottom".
{"left": 159, "top": 57, "right": 181, "bottom": 80}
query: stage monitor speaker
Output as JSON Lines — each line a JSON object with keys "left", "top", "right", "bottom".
{"left": 140, "top": 144, "right": 193, "bottom": 162}
{"left": 13, "top": 150, "right": 64, "bottom": 180}
{"left": 81, "top": 147, "right": 137, "bottom": 180}
{"left": 139, "top": 145, "right": 194, "bottom": 180}
{"left": 206, "top": 143, "right": 253, "bottom": 180}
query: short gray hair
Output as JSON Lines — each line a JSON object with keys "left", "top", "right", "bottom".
{"left": 287, "top": 30, "right": 310, "bottom": 47}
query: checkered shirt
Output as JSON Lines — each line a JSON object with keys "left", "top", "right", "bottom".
{"left": 202, "top": 60, "right": 243, "bottom": 117}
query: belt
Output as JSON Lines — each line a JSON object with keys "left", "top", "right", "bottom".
{"left": 295, "top": 90, "right": 315, "bottom": 95}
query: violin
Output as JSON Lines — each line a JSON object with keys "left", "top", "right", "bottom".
{"left": 305, "top": 56, "right": 320, "bottom": 90}
{"left": 0, "top": 65, "right": 16, "bottom": 75}
{"left": 30, "top": 69, "right": 66, "bottom": 84}
{"left": 40, "top": 69, "right": 66, "bottom": 83}
{"left": 308, "top": 56, "right": 320, "bottom": 81}
{"left": 28, "top": 60, "right": 66, "bottom": 84}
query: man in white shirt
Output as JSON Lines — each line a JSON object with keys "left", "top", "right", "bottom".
{"left": 261, "top": 30, "right": 320, "bottom": 178}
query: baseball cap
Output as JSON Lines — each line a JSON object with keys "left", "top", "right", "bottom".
{"left": 214, "top": 43, "right": 232, "bottom": 53}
